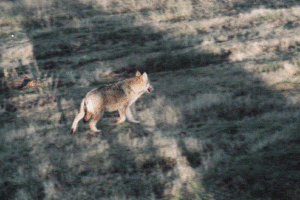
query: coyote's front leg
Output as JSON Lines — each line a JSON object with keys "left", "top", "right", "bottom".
{"left": 125, "top": 106, "right": 140, "bottom": 123}
{"left": 114, "top": 107, "right": 126, "bottom": 124}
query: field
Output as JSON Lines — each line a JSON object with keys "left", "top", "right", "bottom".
{"left": 1, "top": 0, "right": 300, "bottom": 199}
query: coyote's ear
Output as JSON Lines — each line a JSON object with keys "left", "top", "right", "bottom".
{"left": 142, "top": 72, "right": 148, "bottom": 80}
{"left": 136, "top": 71, "right": 141, "bottom": 76}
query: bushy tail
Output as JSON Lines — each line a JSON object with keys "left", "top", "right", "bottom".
{"left": 70, "top": 99, "right": 86, "bottom": 134}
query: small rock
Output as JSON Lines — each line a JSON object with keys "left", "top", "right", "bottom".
{"left": 216, "top": 35, "right": 229, "bottom": 42}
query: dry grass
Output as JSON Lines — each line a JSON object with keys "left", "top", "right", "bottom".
{"left": 1, "top": 0, "right": 300, "bottom": 199}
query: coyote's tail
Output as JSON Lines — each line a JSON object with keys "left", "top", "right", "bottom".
{"left": 70, "top": 99, "right": 87, "bottom": 134}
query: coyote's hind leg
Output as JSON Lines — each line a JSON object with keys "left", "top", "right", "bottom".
{"left": 89, "top": 110, "right": 103, "bottom": 133}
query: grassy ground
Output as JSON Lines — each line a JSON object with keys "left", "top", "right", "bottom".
{"left": 1, "top": 0, "right": 300, "bottom": 199}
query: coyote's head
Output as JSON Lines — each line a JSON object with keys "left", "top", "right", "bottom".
{"left": 131, "top": 71, "right": 154, "bottom": 94}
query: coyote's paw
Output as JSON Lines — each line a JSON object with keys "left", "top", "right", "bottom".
{"left": 129, "top": 119, "right": 140, "bottom": 123}
{"left": 113, "top": 120, "right": 120, "bottom": 124}
{"left": 91, "top": 128, "right": 101, "bottom": 133}
{"left": 113, "top": 118, "right": 126, "bottom": 124}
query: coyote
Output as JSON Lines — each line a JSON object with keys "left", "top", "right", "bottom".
{"left": 70, "top": 71, "right": 153, "bottom": 134}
